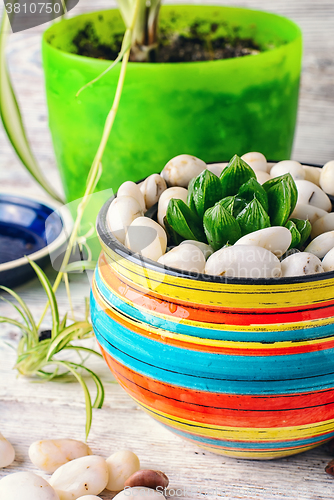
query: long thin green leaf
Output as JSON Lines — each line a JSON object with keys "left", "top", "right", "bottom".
{"left": 59, "top": 313, "right": 68, "bottom": 331}
{"left": 28, "top": 260, "right": 59, "bottom": 339}
{"left": 0, "top": 316, "right": 32, "bottom": 336}
{"left": 0, "top": 296, "right": 30, "bottom": 330}
{"left": 53, "top": 360, "right": 92, "bottom": 440}
{"left": 0, "top": 13, "right": 63, "bottom": 203}
{"left": 64, "top": 345, "right": 103, "bottom": 359}
{"left": 65, "top": 359, "right": 104, "bottom": 409}
{"left": 63, "top": 261, "right": 97, "bottom": 272}
{"left": 0, "top": 285, "right": 38, "bottom": 344}
{"left": 46, "top": 321, "right": 92, "bottom": 360}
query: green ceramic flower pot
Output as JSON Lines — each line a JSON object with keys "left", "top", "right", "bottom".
{"left": 42, "top": 5, "right": 302, "bottom": 203}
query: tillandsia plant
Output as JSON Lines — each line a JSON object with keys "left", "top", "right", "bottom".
{"left": 0, "top": 0, "right": 143, "bottom": 438}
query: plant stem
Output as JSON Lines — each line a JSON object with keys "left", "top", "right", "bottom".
{"left": 37, "top": 0, "right": 140, "bottom": 329}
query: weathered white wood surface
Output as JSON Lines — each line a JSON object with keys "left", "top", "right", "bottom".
{"left": 1, "top": 0, "right": 334, "bottom": 498}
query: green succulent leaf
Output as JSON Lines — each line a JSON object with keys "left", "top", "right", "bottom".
{"left": 237, "top": 178, "right": 269, "bottom": 212}
{"left": 187, "top": 169, "right": 222, "bottom": 219}
{"left": 285, "top": 220, "right": 302, "bottom": 249}
{"left": 236, "top": 198, "right": 271, "bottom": 236}
{"left": 163, "top": 216, "right": 185, "bottom": 246}
{"left": 262, "top": 173, "right": 298, "bottom": 226}
{"left": 289, "top": 218, "right": 312, "bottom": 248}
{"left": 186, "top": 177, "right": 197, "bottom": 213}
{"left": 203, "top": 201, "right": 241, "bottom": 251}
{"left": 220, "top": 154, "right": 256, "bottom": 198}
{"left": 166, "top": 199, "right": 206, "bottom": 243}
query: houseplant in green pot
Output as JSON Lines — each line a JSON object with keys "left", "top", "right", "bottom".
{"left": 42, "top": 4, "right": 302, "bottom": 203}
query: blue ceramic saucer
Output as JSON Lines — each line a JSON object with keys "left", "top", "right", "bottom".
{"left": 0, "top": 193, "right": 72, "bottom": 288}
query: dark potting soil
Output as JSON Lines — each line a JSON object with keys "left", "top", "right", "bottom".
{"left": 72, "top": 20, "right": 261, "bottom": 62}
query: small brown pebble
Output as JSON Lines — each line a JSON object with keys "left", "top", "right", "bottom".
{"left": 124, "top": 470, "right": 169, "bottom": 490}
{"left": 325, "top": 459, "right": 334, "bottom": 476}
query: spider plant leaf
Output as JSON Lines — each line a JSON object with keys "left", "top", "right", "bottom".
{"left": 0, "top": 296, "right": 30, "bottom": 330}
{"left": 63, "top": 261, "right": 97, "bottom": 272}
{"left": 0, "top": 285, "right": 38, "bottom": 343}
{"left": 0, "top": 13, "right": 63, "bottom": 203}
{"left": 59, "top": 313, "right": 68, "bottom": 331}
{"left": 74, "top": 363, "right": 105, "bottom": 409}
{"left": 27, "top": 260, "right": 59, "bottom": 339}
{"left": 46, "top": 321, "right": 92, "bottom": 360}
{"left": 54, "top": 360, "right": 93, "bottom": 440}
{"left": 0, "top": 316, "right": 32, "bottom": 336}
{"left": 64, "top": 345, "right": 103, "bottom": 358}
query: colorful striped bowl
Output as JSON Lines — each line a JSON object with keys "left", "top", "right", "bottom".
{"left": 91, "top": 197, "right": 334, "bottom": 460}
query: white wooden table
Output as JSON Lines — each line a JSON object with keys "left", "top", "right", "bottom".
{"left": 1, "top": 1, "right": 334, "bottom": 499}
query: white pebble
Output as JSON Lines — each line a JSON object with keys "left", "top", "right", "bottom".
{"left": 125, "top": 217, "right": 167, "bottom": 261}
{"left": 157, "top": 187, "right": 188, "bottom": 226}
{"left": 206, "top": 163, "right": 228, "bottom": 177}
{"left": 255, "top": 170, "right": 271, "bottom": 184}
{"left": 161, "top": 154, "right": 206, "bottom": 187}
{"left": 311, "top": 212, "right": 334, "bottom": 239}
{"left": 322, "top": 247, "right": 334, "bottom": 272}
{"left": 139, "top": 174, "right": 167, "bottom": 209}
{"left": 290, "top": 203, "right": 328, "bottom": 225}
{"left": 106, "top": 450, "right": 140, "bottom": 492}
{"left": 107, "top": 196, "right": 144, "bottom": 244}
{"left": 320, "top": 160, "right": 334, "bottom": 195}
{"left": 0, "top": 433, "right": 15, "bottom": 468}
{"left": 158, "top": 244, "right": 206, "bottom": 273}
{"left": 180, "top": 240, "right": 214, "bottom": 259}
{"left": 295, "top": 180, "right": 332, "bottom": 212}
{"left": 303, "top": 165, "right": 321, "bottom": 186}
{"left": 113, "top": 487, "right": 165, "bottom": 500}
{"left": 49, "top": 455, "right": 108, "bottom": 500}
{"left": 29, "top": 439, "right": 92, "bottom": 474}
{"left": 305, "top": 231, "right": 334, "bottom": 259}
{"left": 118, "top": 181, "right": 146, "bottom": 211}
{"left": 0, "top": 471, "right": 60, "bottom": 500}
{"left": 76, "top": 497, "right": 101, "bottom": 500}
{"left": 205, "top": 245, "right": 282, "bottom": 279}
{"left": 241, "top": 152, "right": 268, "bottom": 172}
{"left": 235, "top": 226, "right": 292, "bottom": 257}
{"left": 281, "top": 252, "right": 324, "bottom": 277}
{"left": 270, "top": 160, "right": 305, "bottom": 180}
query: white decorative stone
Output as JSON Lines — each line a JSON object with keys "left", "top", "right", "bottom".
{"left": 319, "top": 160, "right": 334, "bottom": 195}
{"left": 254, "top": 170, "right": 271, "bottom": 184}
{"left": 139, "top": 174, "right": 167, "bottom": 209}
{"left": 49, "top": 455, "right": 108, "bottom": 500}
{"left": 305, "top": 231, "right": 334, "bottom": 259}
{"left": 29, "top": 439, "right": 92, "bottom": 474}
{"left": 204, "top": 245, "right": 282, "bottom": 279}
{"left": 322, "top": 247, "right": 334, "bottom": 272}
{"left": 311, "top": 212, "right": 334, "bottom": 239}
{"left": 76, "top": 497, "right": 102, "bottom": 500}
{"left": 295, "top": 180, "right": 332, "bottom": 211}
{"left": 270, "top": 160, "right": 305, "bottom": 180}
{"left": 180, "top": 240, "right": 214, "bottom": 259}
{"left": 157, "top": 187, "right": 188, "bottom": 226}
{"left": 281, "top": 252, "right": 324, "bottom": 277}
{"left": 118, "top": 181, "right": 146, "bottom": 211}
{"left": 0, "top": 471, "right": 60, "bottom": 500}
{"left": 161, "top": 154, "right": 206, "bottom": 187}
{"left": 106, "top": 450, "right": 140, "bottom": 492}
{"left": 235, "top": 226, "right": 292, "bottom": 257}
{"left": 125, "top": 217, "right": 167, "bottom": 261}
{"left": 107, "top": 196, "right": 144, "bottom": 244}
{"left": 206, "top": 163, "right": 228, "bottom": 177}
{"left": 291, "top": 203, "right": 328, "bottom": 225}
{"left": 158, "top": 243, "right": 206, "bottom": 273}
{"left": 303, "top": 165, "right": 321, "bottom": 186}
{"left": 0, "top": 432, "right": 15, "bottom": 468}
{"left": 241, "top": 152, "right": 268, "bottom": 172}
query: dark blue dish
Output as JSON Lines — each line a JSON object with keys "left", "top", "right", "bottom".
{"left": 0, "top": 194, "right": 69, "bottom": 288}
